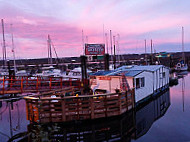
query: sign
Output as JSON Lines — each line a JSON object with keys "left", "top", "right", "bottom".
{"left": 85, "top": 44, "right": 105, "bottom": 55}
{"left": 99, "top": 76, "right": 111, "bottom": 80}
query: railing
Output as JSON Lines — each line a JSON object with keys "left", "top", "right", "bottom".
{"left": 0, "top": 76, "right": 87, "bottom": 95}
{"left": 25, "top": 89, "right": 135, "bottom": 123}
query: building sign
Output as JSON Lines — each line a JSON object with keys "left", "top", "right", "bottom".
{"left": 99, "top": 76, "right": 111, "bottom": 80}
{"left": 85, "top": 44, "right": 105, "bottom": 55}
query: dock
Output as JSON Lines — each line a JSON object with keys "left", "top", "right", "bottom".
{"left": 24, "top": 88, "right": 135, "bottom": 123}
{"left": 0, "top": 76, "right": 84, "bottom": 95}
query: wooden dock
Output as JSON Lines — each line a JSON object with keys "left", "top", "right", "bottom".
{"left": 24, "top": 88, "right": 135, "bottom": 123}
{"left": 0, "top": 76, "right": 84, "bottom": 95}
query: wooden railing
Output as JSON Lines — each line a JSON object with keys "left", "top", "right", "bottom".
{"left": 25, "top": 89, "right": 135, "bottom": 123}
{"left": 0, "top": 76, "right": 86, "bottom": 95}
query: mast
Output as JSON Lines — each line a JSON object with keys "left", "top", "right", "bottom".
{"left": 182, "top": 27, "right": 185, "bottom": 63}
{"left": 117, "top": 34, "right": 120, "bottom": 62}
{"left": 82, "top": 30, "right": 84, "bottom": 55}
{"left": 47, "top": 35, "right": 53, "bottom": 65}
{"left": 105, "top": 33, "right": 108, "bottom": 54}
{"left": 145, "top": 39, "right": 147, "bottom": 65}
{"left": 113, "top": 35, "right": 116, "bottom": 69}
{"left": 1, "top": 19, "right": 7, "bottom": 68}
{"left": 151, "top": 39, "right": 153, "bottom": 65}
{"left": 110, "top": 30, "right": 113, "bottom": 63}
{"left": 11, "top": 24, "right": 17, "bottom": 73}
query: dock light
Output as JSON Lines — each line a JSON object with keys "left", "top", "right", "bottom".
{"left": 76, "top": 94, "right": 79, "bottom": 97}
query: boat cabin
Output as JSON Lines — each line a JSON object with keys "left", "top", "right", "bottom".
{"left": 90, "top": 65, "right": 169, "bottom": 103}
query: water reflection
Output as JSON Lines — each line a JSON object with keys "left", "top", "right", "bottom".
{"left": 0, "top": 89, "right": 170, "bottom": 142}
{"left": 4, "top": 89, "right": 170, "bottom": 142}
{"left": 0, "top": 99, "right": 29, "bottom": 142}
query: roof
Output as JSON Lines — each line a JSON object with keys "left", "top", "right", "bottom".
{"left": 90, "top": 70, "right": 113, "bottom": 76}
{"left": 89, "top": 65, "right": 167, "bottom": 77}
{"left": 116, "top": 65, "right": 164, "bottom": 72}
{"left": 106, "top": 70, "right": 143, "bottom": 77}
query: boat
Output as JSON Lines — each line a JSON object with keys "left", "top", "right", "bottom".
{"left": 175, "top": 27, "right": 188, "bottom": 71}
{"left": 62, "top": 67, "right": 92, "bottom": 80}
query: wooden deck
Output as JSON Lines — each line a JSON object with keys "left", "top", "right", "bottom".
{"left": 25, "top": 88, "right": 135, "bottom": 123}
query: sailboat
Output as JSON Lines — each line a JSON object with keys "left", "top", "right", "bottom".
{"left": 175, "top": 27, "right": 188, "bottom": 71}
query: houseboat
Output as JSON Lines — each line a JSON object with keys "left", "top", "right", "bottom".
{"left": 90, "top": 65, "right": 170, "bottom": 104}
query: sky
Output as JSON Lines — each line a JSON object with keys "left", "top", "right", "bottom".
{"left": 0, "top": 0, "right": 190, "bottom": 59}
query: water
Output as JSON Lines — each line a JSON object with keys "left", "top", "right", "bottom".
{"left": 0, "top": 73, "right": 190, "bottom": 142}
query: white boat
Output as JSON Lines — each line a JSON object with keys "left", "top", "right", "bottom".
{"left": 175, "top": 27, "right": 188, "bottom": 71}
{"left": 62, "top": 67, "right": 92, "bottom": 80}
{"left": 175, "top": 61, "right": 188, "bottom": 71}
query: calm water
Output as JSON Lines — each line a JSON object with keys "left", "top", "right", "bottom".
{"left": 0, "top": 73, "right": 190, "bottom": 142}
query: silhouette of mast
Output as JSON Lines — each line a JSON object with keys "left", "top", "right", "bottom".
{"left": 1, "top": 19, "right": 7, "bottom": 68}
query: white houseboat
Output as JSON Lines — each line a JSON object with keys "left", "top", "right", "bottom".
{"left": 90, "top": 65, "right": 169, "bottom": 104}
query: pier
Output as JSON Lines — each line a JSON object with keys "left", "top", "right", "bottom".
{"left": 0, "top": 76, "right": 84, "bottom": 95}
{"left": 24, "top": 88, "right": 135, "bottom": 123}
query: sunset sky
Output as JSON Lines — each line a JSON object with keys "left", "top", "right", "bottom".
{"left": 0, "top": 0, "right": 190, "bottom": 59}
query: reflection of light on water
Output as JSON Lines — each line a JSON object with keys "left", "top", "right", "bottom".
{"left": 182, "top": 77, "right": 185, "bottom": 112}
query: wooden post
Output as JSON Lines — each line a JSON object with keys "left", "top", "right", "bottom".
{"left": 90, "top": 97, "right": 94, "bottom": 119}
{"left": 36, "top": 77, "right": 38, "bottom": 92}
{"left": 104, "top": 95, "right": 107, "bottom": 117}
{"left": 50, "top": 78, "right": 52, "bottom": 90}
{"left": 118, "top": 93, "right": 122, "bottom": 114}
{"left": 3, "top": 77, "right": 5, "bottom": 94}
{"left": 131, "top": 89, "right": 135, "bottom": 109}
{"left": 21, "top": 77, "right": 23, "bottom": 93}
{"left": 61, "top": 99, "right": 66, "bottom": 121}
{"left": 126, "top": 91, "right": 128, "bottom": 111}
{"left": 60, "top": 77, "right": 62, "bottom": 89}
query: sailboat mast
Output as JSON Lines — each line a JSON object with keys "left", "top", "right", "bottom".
{"left": 47, "top": 35, "right": 52, "bottom": 65}
{"left": 105, "top": 33, "right": 108, "bottom": 54}
{"left": 182, "top": 27, "right": 185, "bottom": 63}
{"left": 82, "top": 30, "right": 84, "bottom": 55}
{"left": 11, "top": 24, "right": 16, "bottom": 73}
{"left": 145, "top": 39, "right": 147, "bottom": 65}
{"left": 1, "top": 19, "right": 7, "bottom": 68}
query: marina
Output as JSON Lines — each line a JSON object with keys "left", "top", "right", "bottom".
{"left": 1, "top": 1, "right": 190, "bottom": 141}
{"left": 0, "top": 73, "right": 189, "bottom": 141}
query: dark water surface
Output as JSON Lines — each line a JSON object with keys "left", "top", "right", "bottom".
{"left": 0, "top": 73, "right": 190, "bottom": 142}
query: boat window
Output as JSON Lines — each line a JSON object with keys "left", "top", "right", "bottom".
{"left": 162, "top": 72, "right": 165, "bottom": 78}
{"left": 136, "top": 77, "right": 145, "bottom": 89}
{"left": 141, "top": 77, "right": 145, "bottom": 87}
{"left": 136, "top": 78, "right": 140, "bottom": 89}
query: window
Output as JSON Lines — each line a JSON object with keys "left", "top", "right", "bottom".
{"left": 141, "top": 77, "right": 145, "bottom": 87}
{"left": 136, "top": 77, "right": 145, "bottom": 89}
{"left": 162, "top": 72, "right": 165, "bottom": 78}
{"left": 136, "top": 78, "right": 140, "bottom": 89}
